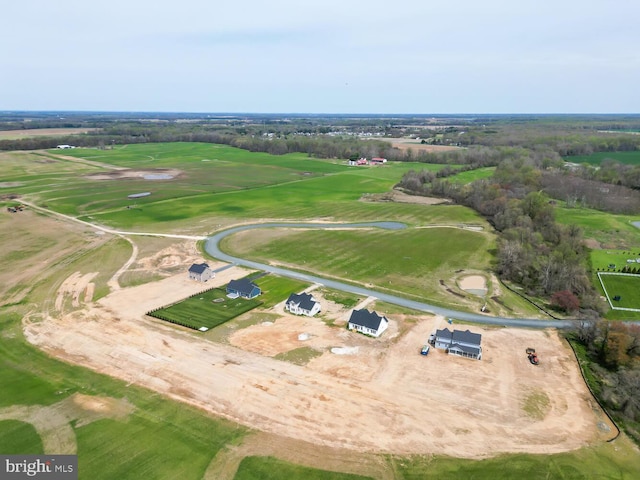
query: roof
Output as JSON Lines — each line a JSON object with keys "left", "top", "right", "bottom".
{"left": 448, "top": 343, "right": 481, "bottom": 356}
{"left": 286, "top": 292, "right": 318, "bottom": 310}
{"left": 435, "top": 328, "right": 482, "bottom": 347}
{"left": 348, "top": 309, "right": 387, "bottom": 331}
{"left": 188, "top": 263, "right": 210, "bottom": 274}
{"left": 227, "top": 278, "right": 259, "bottom": 295}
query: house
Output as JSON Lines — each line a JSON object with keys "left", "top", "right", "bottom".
{"left": 226, "top": 278, "right": 261, "bottom": 299}
{"left": 188, "top": 263, "right": 213, "bottom": 282}
{"left": 434, "top": 328, "right": 482, "bottom": 360}
{"left": 348, "top": 309, "right": 389, "bottom": 337}
{"left": 285, "top": 292, "right": 321, "bottom": 317}
{"left": 370, "top": 157, "right": 387, "bottom": 165}
{"left": 56, "top": 144, "right": 74, "bottom": 149}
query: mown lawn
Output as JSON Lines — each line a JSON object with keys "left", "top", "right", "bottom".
{"left": 222, "top": 226, "right": 494, "bottom": 308}
{"left": 598, "top": 273, "right": 640, "bottom": 310}
{"left": 149, "top": 287, "right": 262, "bottom": 330}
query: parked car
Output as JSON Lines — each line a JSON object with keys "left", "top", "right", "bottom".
{"left": 421, "top": 345, "right": 430, "bottom": 355}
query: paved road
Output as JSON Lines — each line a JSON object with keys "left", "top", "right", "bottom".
{"left": 204, "top": 222, "right": 576, "bottom": 329}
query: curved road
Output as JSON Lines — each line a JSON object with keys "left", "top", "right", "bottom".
{"left": 204, "top": 222, "right": 575, "bottom": 329}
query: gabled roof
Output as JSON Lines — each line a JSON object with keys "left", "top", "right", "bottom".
{"left": 448, "top": 343, "right": 481, "bottom": 356}
{"left": 435, "top": 328, "right": 481, "bottom": 347}
{"left": 348, "top": 309, "right": 387, "bottom": 331}
{"left": 286, "top": 292, "right": 318, "bottom": 310}
{"left": 227, "top": 278, "right": 259, "bottom": 295}
{"left": 188, "top": 263, "right": 210, "bottom": 274}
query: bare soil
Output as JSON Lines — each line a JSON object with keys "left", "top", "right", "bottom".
{"left": 378, "top": 137, "right": 462, "bottom": 153}
{"left": 459, "top": 275, "right": 486, "bottom": 291}
{"left": 0, "top": 128, "right": 99, "bottom": 139}
{"left": 84, "top": 168, "right": 183, "bottom": 181}
{"left": 361, "top": 190, "right": 449, "bottom": 205}
{"left": 24, "top": 256, "right": 614, "bottom": 459}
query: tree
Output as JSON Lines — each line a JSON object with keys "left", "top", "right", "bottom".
{"left": 551, "top": 290, "right": 580, "bottom": 313}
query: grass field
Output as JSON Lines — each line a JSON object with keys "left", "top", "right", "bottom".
{"left": 149, "top": 275, "right": 309, "bottom": 330}
{"left": 565, "top": 151, "right": 640, "bottom": 165}
{"left": 149, "top": 287, "right": 262, "bottom": 330}
{"left": 222, "top": 226, "right": 495, "bottom": 310}
{"left": 448, "top": 167, "right": 496, "bottom": 184}
{"left": 234, "top": 456, "right": 373, "bottom": 480}
{"left": 1, "top": 144, "right": 477, "bottom": 232}
{"left": 555, "top": 205, "right": 640, "bottom": 250}
{"left": 598, "top": 273, "right": 640, "bottom": 310}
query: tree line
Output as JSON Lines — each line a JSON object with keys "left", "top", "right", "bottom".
{"left": 572, "top": 321, "right": 640, "bottom": 442}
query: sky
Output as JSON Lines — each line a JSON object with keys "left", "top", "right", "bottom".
{"left": 3, "top": 0, "right": 639, "bottom": 114}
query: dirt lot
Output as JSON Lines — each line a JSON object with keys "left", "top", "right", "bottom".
{"left": 378, "top": 137, "right": 462, "bottom": 153}
{"left": 0, "top": 128, "right": 99, "bottom": 139}
{"left": 23, "top": 243, "right": 613, "bottom": 459}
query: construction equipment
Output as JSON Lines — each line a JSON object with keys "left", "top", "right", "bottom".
{"left": 526, "top": 348, "right": 539, "bottom": 365}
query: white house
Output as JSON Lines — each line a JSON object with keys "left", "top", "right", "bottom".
{"left": 188, "top": 263, "right": 214, "bottom": 282}
{"left": 284, "top": 292, "right": 321, "bottom": 317}
{"left": 348, "top": 309, "right": 389, "bottom": 337}
{"left": 434, "top": 328, "right": 482, "bottom": 360}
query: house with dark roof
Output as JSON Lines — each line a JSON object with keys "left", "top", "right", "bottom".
{"left": 226, "top": 278, "right": 261, "bottom": 299}
{"left": 434, "top": 328, "right": 482, "bottom": 360}
{"left": 347, "top": 309, "right": 389, "bottom": 338}
{"left": 188, "top": 263, "right": 213, "bottom": 282}
{"left": 285, "top": 292, "right": 321, "bottom": 317}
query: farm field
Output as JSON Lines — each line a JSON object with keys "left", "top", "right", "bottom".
{"left": 3, "top": 142, "right": 640, "bottom": 478}
{"left": 220, "top": 226, "right": 499, "bottom": 312}
{"left": 0, "top": 127, "right": 99, "bottom": 139}
{"left": 565, "top": 151, "right": 640, "bottom": 165}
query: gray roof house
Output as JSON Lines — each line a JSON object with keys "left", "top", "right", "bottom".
{"left": 188, "top": 263, "right": 214, "bottom": 282}
{"left": 434, "top": 328, "right": 482, "bottom": 360}
{"left": 285, "top": 292, "right": 321, "bottom": 317}
{"left": 348, "top": 309, "right": 389, "bottom": 338}
{"left": 226, "top": 278, "right": 261, "bottom": 299}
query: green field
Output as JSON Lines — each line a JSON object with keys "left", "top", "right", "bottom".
{"left": 148, "top": 275, "right": 309, "bottom": 330}
{"left": 555, "top": 205, "right": 640, "bottom": 249}
{"left": 598, "top": 273, "right": 640, "bottom": 310}
{"left": 235, "top": 457, "right": 373, "bottom": 480}
{"left": 565, "top": 151, "right": 640, "bottom": 165}
{"left": 222, "top": 226, "right": 496, "bottom": 310}
{"left": 149, "top": 287, "right": 262, "bottom": 330}
{"left": 1, "top": 144, "right": 476, "bottom": 231}
{"left": 448, "top": 167, "right": 496, "bottom": 184}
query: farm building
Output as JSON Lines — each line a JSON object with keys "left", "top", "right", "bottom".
{"left": 348, "top": 157, "right": 368, "bottom": 166}
{"left": 226, "top": 278, "right": 261, "bottom": 299}
{"left": 188, "top": 263, "right": 214, "bottom": 282}
{"left": 348, "top": 309, "right": 389, "bottom": 337}
{"left": 370, "top": 157, "right": 387, "bottom": 164}
{"left": 56, "top": 144, "right": 74, "bottom": 149}
{"left": 434, "top": 328, "right": 482, "bottom": 360}
{"left": 284, "top": 292, "right": 321, "bottom": 317}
